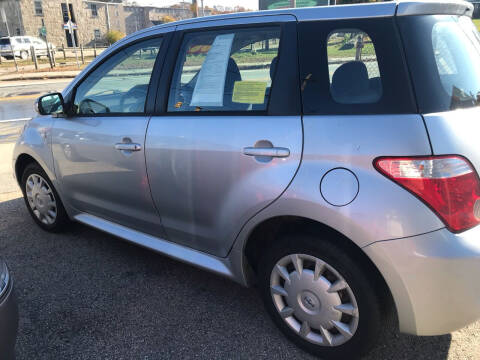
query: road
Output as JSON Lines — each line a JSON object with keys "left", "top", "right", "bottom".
{"left": 0, "top": 82, "right": 479, "bottom": 359}
{"left": 0, "top": 80, "right": 70, "bottom": 121}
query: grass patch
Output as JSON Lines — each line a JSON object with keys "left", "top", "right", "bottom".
{"left": 327, "top": 42, "right": 376, "bottom": 59}
{"left": 0, "top": 56, "right": 95, "bottom": 69}
{"left": 185, "top": 49, "right": 279, "bottom": 66}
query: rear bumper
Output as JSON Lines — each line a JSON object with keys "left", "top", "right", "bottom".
{"left": 364, "top": 225, "right": 480, "bottom": 336}
{"left": 0, "top": 282, "right": 19, "bottom": 360}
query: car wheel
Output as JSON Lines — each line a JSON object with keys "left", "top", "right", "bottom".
{"left": 21, "top": 163, "right": 69, "bottom": 232}
{"left": 258, "top": 234, "right": 382, "bottom": 359}
{"left": 19, "top": 51, "right": 28, "bottom": 60}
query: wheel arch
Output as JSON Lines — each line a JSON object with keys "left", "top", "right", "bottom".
{"left": 15, "top": 153, "right": 39, "bottom": 186}
{"left": 242, "top": 215, "right": 397, "bottom": 324}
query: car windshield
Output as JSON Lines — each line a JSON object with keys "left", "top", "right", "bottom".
{"left": 0, "top": 38, "right": 10, "bottom": 45}
{"left": 398, "top": 15, "right": 480, "bottom": 112}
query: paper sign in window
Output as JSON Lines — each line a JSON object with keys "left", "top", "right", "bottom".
{"left": 190, "top": 33, "right": 235, "bottom": 107}
{"left": 232, "top": 81, "right": 267, "bottom": 104}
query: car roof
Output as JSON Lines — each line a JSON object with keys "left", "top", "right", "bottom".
{"left": 130, "top": 0, "right": 472, "bottom": 37}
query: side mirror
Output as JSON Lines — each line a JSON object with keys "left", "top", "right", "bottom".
{"left": 35, "top": 93, "right": 65, "bottom": 116}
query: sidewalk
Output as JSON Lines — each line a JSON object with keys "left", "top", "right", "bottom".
{"left": 0, "top": 143, "right": 21, "bottom": 202}
{"left": 0, "top": 58, "right": 88, "bottom": 82}
{"left": 0, "top": 70, "right": 81, "bottom": 82}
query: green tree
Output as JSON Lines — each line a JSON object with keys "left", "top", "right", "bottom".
{"left": 105, "top": 30, "right": 126, "bottom": 45}
{"left": 161, "top": 15, "right": 176, "bottom": 23}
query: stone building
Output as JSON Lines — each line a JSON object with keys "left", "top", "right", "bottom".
{"left": 124, "top": 4, "right": 212, "bottom": 35}
{"left": 0, "top": 0, "right": 125, "bottom": 47}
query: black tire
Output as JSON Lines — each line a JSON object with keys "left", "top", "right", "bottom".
{"left": 20, "top": 162, "right": 69, "bottom": 232}
{"left": 258, "top": 234, "right": 382, "bottom": 359}
{"left": 19, "top": 51, "right": 28, "bottom": 60}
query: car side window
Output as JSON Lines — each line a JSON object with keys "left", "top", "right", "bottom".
{"left": 327, "top": 29, "right": 382, "bottom": 104}
{"left": 74, "top": 37, "right": 162, "bottom": 115}
{"left": 168, "top": 27, "right": 281, "bottom": 112}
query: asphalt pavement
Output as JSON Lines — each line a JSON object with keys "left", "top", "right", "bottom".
{"left": 0, "top": 82, "right": 479, "bottom": 359}
{"left": 0, "top": 80, "right": 70, "bottom": 122}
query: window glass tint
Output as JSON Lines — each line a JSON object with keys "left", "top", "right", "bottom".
{"left": 0, "top": 39, "right": 10, "bottom": 45}
{"left": 432, "top": 17, "right": 480, "bottom": 109}
{"left": 168, "top": 27, "right": 281, "bottom": 112}
{"left": 327, "top": 30, "right": 382, "bottom": 104}
{"left": 74, "top": 37, "right": 162, "bottom": 115}
{"left": 398, "top": 15, "right": 480, "bottom": 112}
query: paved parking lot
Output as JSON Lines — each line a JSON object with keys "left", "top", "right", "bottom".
{"left": 1, "top": 117, "right": 479, "bottom": 359}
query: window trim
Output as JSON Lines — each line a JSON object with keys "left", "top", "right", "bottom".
{"left": 326, "top": 28, "right": 383, "bottom": 105}
{"left": 34, "top": 0, "right": 43, "bottom": 16}
{"left": 90, "top": 3, "right": 98, "bottom": 17}
{"left": 65, "top": 34, "right": 169, "bottom": 118}
{"left": 165, "top": 24, "right": 283, "bottom": 116}
{"left": 154, "top": 20, "right": 300, "bottom": 117}
{"left": 298, "top": 17, "right": 417, "bottom": 116}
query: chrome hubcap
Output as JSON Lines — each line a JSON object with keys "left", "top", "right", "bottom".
{"left": 270, "top": 254, "right": 359, "bottom": 347}
{"left": 25, "top": 174, "right": 57, "bottom": 225}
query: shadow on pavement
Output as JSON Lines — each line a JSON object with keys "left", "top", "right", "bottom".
{"left": 0, "top": 196, "right": 453, "bottom": 359}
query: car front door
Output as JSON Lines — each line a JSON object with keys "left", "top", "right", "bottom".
{"left": 51, "top": 31, "right": 171, "bottom": 237}
{"left": 146, "top": 17, "right": 302, "bottom": 256}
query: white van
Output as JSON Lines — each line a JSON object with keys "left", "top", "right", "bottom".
{"left": 0, "top": 36, "right": 55, "bottom": 60}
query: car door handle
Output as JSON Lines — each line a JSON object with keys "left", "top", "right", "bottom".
{"left": 243, "top": 147, "right": 290, "bottom": 158}
{"left": 115, "top": 143, "right": 142, "bottom": 151}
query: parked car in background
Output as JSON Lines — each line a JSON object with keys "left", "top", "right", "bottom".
{"left": 0, "top": 258, "right": 18, "bottom": 360}
{"left": 0, "top": 36, "right": 55, "bottom": 60}
{"left": 12, "top": 0, "right": 480, "bottom": 358}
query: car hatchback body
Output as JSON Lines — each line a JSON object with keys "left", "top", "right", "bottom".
{"left": 13, "top": 1, "right": 480, "bottom": 357}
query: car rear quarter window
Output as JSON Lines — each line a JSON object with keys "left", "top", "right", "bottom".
{"left": 327, "top": 29, "right": 382, "bottom": 104}
{"left": 167, "top": 27, "right": 281, "bottom": 113}
{"left": 298, "top": 18, "right": 416, "bottom": 115}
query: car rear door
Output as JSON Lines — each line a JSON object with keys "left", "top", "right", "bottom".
{"left": 52, "top": 29, "right": 172, "bottom": 237}
{"left": 146, "top": 16, "right": 302, "bottom": 257}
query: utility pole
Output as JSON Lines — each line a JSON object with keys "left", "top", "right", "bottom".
{"left": 191, "top": 0, "right": 198, "bottom": 17}
{"left": 1, "top": 8, "right": 18, "bottom": 72}
{"left": 65, "top": 0, "right": 80, "bottom": 68}
{"left": 105, "top": 3, "right": 110, "bottom": 32}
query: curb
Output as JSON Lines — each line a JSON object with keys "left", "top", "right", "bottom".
{"left": 0, "top": 74, "right": 78, "bottom": 82}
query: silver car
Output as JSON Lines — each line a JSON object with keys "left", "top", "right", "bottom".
{"left": 12, "top": 1, "right": 480, "bottom": 357}
{"left": 0, "top": 258, "right": 18, "bottom": 360}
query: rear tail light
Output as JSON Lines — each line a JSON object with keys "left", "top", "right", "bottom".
{"left": 374, "top": 155, "right": 480, "bottom": 233}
